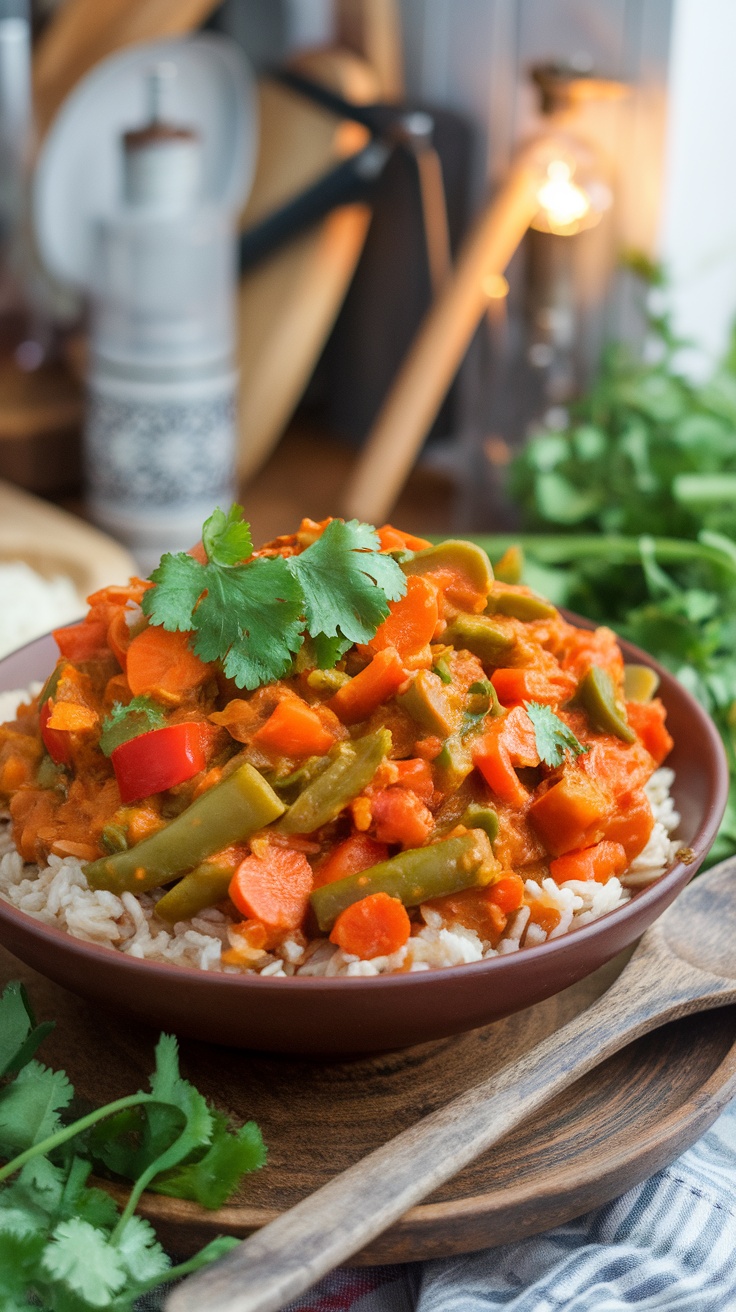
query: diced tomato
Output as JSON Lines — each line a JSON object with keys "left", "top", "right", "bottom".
{"left": 370, "top": 786, "right": 434, "bottom": 847}
{"left": 53, "top": 620, "right": 109, "bottom": 661}
{"left": 110, "top": 722, "right": 207, "bottom": 804}
{"left": 393, "top": 757, "right": 434, "bottom": 800}
{"left": 314, "top": 834, "right": 389, "bottom": 888}
{"left": 626, "top": 699, "right": 673, "bottom": 766}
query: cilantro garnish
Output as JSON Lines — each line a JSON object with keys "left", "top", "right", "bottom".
{"left": 99, "top": 697, "right": 168, "bottom": 757}
{"left": 525, "top": 702, "right": 590, "bottom": 767}
{"left": 0, "top": 981, "right": 265, "bottom": 1310}
{"left": 142, "top": 507, "right": 407, "bottom": 690}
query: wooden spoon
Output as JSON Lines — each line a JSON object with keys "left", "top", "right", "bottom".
{"left": 167, "top": 860, "right": 736, "bottom": 1312}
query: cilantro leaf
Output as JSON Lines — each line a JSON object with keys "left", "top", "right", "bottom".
{"left": 150, "top": 1113, "right": 266, "bottom": 1209}
{"left": 286, "top": 518, "right": 406, "bottom": 646}
{"left": 114, "top": 1214, "right": 169, "bottom": 1286}
{"left": 99, "top": 697, "right": 168, "bottom": 757}
{"left": 193, "top": 555, "right": 305, "bottom": 690}
{"left": 0, "top": 1063, "right": 73, "bottom": 1157}
{"left": 202, "top": 504, "right": 253, "bottom": 567}
{"left": 41, "top": 1217, "right": 127, "bottom": 1305}
{"left": 143, "top": 552, "right": 206, "bottom": 633}
{"left": 311, "top": 631, "right": 352, "bottom": 670}
{"left": 525, "top": 702, "right": 590, "bottom": 767}
{"left": 0, "top": 1230, "right": 46, "bottom": 1309}
{"left": 0, "top": 982, "right": 54, "bottom": 1079}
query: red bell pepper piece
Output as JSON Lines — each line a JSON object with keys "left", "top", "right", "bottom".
{"left": 53, "top": 620, "right": 109, "bottom": 661}
{"left": 39, "top": 700, "right": 72, "bottom": 767}
{"left": 111, "top": 722, "right": 207, "bottom": 804}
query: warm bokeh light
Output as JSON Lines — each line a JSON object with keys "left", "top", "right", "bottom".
{"left": 482, "top": 272, "right": 510, "bottom": 299}
{"left": 533, "top": 160, "right": 592, "bottom": 235}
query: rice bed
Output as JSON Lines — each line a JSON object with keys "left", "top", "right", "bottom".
{"left": 0, "top": 768, "right": 681, "bottom": 979}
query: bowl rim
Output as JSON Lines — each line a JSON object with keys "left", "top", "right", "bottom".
{"left": 0, "top": 626, "right": 729, "bottom": 993}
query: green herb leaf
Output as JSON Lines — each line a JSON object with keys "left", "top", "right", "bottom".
{"left": 202, "top": 504, "right": 253, "bottom": 567}
{"left": 0, "top": 982, "right": 54, "bottom": 1079}
{"left": 150, "top": 1113, "right": 266, "bottom": 1209}
{"left": 142, "top": 508, "right": 407, "bottom": 690}
{"left": 41, "top": 1217, "right": 127, "bottom": 1304}
{"left": 525, "top": 702, "right": 590, "bottom": 768}
{"left": 99, "top": 697, "right": 168, "bottom": 757}
{"left": 115, "top": 1214, "right": 170, "bottom": 1286}
{"left": 0, "top": 1063, "right": 73, "bottom": 1157}
{"left": 286, "top": 518, "right": 406, "bottom": 647}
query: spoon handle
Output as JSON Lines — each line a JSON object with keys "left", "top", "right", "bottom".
{"left": 166, "top": 937, "right": 732, "bottom": 1312}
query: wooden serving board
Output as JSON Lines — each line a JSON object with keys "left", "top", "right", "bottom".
{"left": 2, "top": 944, "right": 735, "bottom": 1264}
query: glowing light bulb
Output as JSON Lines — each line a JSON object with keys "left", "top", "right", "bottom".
{"left": 533, "top": 159, "right": 592, "bottom": 235}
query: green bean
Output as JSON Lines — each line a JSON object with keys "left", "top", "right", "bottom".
{"left": 85, "top": 763, "right": 285, "bottom": 895}
{"left": 402, "top": 539, "right": 494, "bottom": 596}
{"left": 155, "top": 859, "right": 235, "bottom": 923}
{"left": 623, "top": 664, "right": 660, "bottom": 703}
{"left": 485, "top": 591, "right": 557, "bottom": 621}
{"left": 459, "top": 804, "right": 499, "bottom": 843}
{"left": 434, "top": 735, "right": 474, "bottom": 792}
{"left": 398, "top": 670, "right": 458, "bottom": 737}
{"left": 578, "top": 665, "right": 636, "bottom": 743}
{"left": 443, "top": 614, "right": 514, "bottom": 665}
{"left": 310, "top": 830, "right": 497, "bottom": 931}
{"left": 278, "top": 729, "right": 391, "bottom": 835}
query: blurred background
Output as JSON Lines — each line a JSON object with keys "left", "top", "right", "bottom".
{"left": 1, "top": 0, "right": 732, "bottom": 548}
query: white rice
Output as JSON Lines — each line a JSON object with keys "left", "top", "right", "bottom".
{"left": 0, "top": 562, "right": 81, "bottom": 661}
{"left": 0, "top": 762, "right": 681, "bottom": 978}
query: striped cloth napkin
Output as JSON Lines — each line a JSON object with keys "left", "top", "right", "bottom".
{"left": 140, "top": 1096, "right": 736, "bottom": 1311}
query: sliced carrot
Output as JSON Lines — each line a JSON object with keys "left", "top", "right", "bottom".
{"left": 625, "top": 698, "right": 673, "bottom": 766}
{"left": 126, "top": 626, "right": 210, "bottom": 701}
{"left": 550, "top": 840, "right": 628, "bottom": 884}
{"left": 329, "top": 891, "right": 410, "bottom": 959}
{"left": 488, "top": 872, "right": 525, "bottom": 912}
{"left": 491, "top": 666, "right": 575, "bottom": 708}
{"left": 370, "top": 786, "right": 434, "bottom": 847}
{"left": 253, "top": 696, "right": 336, "bottom": 758}
{"left": 472, "top": 706, "right": 539, "bottom": 808}
{"left": 229, "top": 844, "right": 313, "bottom": 933}
{"left": 560, "top": 625, "right": 624, "bottom": 682}
{"left": 46, "top": 701, "right": 98, "bottom": 733}
{"left": 376, "top": 525, "right": 432, "bottom": 553}
{"left": 367, "top": 576, "right": 439, "bottom": 660}
{"left": 327, "top": 647, "right": 408, "bottom": 725}
{"left": 314, "top": 834, "right": 389, "bottom": 889}
{"left": 528, "top": 771, "right": 611, "bottom": 856}
{"left": 393, "top": 757, "right": 434, "bottom": 800}
{"left": 53, "top": 620, "right": 109, "bottom": 662}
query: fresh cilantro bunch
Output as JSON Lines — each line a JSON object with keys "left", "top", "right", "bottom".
{"left": 525, "top": 702, "right": 589, "bottom": 767}
{"left": 0, "top": 981, "right": 265, "bottom": 1311}
{"left": 142, "top": 507, "right": 407, "bottom": 691}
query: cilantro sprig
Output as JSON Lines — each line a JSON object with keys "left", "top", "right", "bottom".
{"left": 99, "top": 696, "right": 168, "bottom": 757}
{"left": 0, "top": 981, "right": 265, "bottom": 1311}
{"left": 525, "top": 702, "right": 590, "bottom": 768}
{"left": 142, "top": 508, "right": 407, "bottom": 690}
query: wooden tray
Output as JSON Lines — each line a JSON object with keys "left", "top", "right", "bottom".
{"left": 2, "top": 943, "right": 735, "bottom": 1264}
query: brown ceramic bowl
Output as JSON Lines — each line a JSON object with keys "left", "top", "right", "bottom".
{"left": 0, "top": 631, "right": 728, "bottom": 1054}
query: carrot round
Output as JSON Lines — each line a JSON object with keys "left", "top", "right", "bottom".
{"left": 329, "top": 891, "right": 410, "bottom": 959}
{"left": 126, "top": 626, "right": 210, "bottom": 701}
{"left": 253, "top": 696, "right": 336, "bottom": 757}
{"left": 327, "top": 647, "right": 408, "bottom": 725}
{"left": 229, "top": 845, "right": 313, "bottom": 933}
{"left": 367, "top": 576, "right": 439, "bottom": 660}
{"left": 488, "top": 873, "right": 525, "bottom": 912}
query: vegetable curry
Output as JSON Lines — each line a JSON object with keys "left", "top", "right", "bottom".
{"left": 0, "top": 512, "right": 673, "bottom": 967}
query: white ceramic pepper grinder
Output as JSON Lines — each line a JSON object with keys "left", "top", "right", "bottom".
{"left": 84, "top": 64, "right": 238, "bottom": 571}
